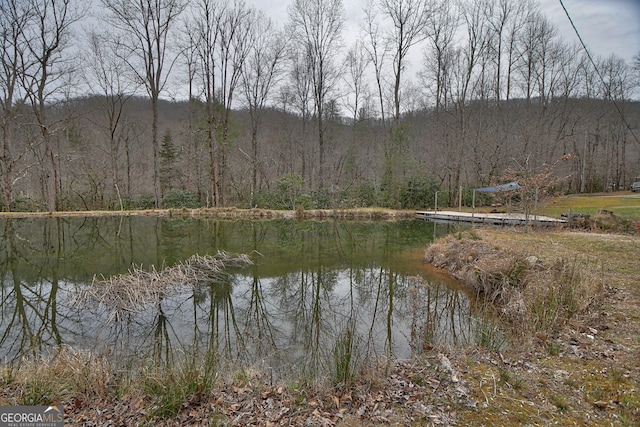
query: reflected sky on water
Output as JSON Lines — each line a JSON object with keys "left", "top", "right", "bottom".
{"left": 0, "top": 216, "right": 491, "bottom": 379}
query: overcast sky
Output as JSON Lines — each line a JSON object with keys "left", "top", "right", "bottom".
{"left": 540, "top": 0, "right": 640, "bottom": 62}
{"left": 247, "top": 0, "right": 640, "bottom": 63}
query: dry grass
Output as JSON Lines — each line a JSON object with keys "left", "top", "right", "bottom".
{"left": 450, "top": 227, "right": 640, "bottom": 426}
{"left": 1, "top": 346, "right": 112, "bottom": 405}
{"left": 424, "top": 230, "right": 606, "bottom": 339}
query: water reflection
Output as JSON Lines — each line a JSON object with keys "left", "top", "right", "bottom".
{"left": 0, "top": 216, "right": 488, "bottom": 380}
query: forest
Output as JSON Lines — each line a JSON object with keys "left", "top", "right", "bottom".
{"left": 1, "top": 0, "right": 639, "bottom": 212}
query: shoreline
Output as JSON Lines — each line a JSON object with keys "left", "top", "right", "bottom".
{"left": 0, "top": 207, "right": 417, "bottom": 220}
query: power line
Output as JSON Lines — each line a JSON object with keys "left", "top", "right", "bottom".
{"left": 558, "top": 0, "right": 640, "bottom": 147}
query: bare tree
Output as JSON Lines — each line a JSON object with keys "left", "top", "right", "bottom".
{"left": 216, "top": 0, "right": 254, "bottom": 206}
{"left": 501, "top": 0, "right": 531, "bottom": 101}
{"left": 362, "top": 0, "right": 390, "bottom": 126}
{"left": 0, "top": 0, "right": 31, "bottom": 211}
{"left": 287, "top": 0, "right": 345, "bottom": 190}
{"left": 83, "top": 31, "right": 139, "bottom": 209}
{"left": 188, "top": 0, "right": 254, "bottom": 207}
{"left": 281, "top": 52, "right": 314, "bottom": 185}
{"left": 176, "top": 23, "right": 200, "bottom": 198}
{"left": 418, "top": 2, "right": 458, "bottom": 190}
{"left": 344, "top": 41, "right": 371, "bottom": 126}
{"left": 21, "top": 0, "right": 83, "bottom": 211}
{"left": 241, "top": 12, "right": 286, "bottom": 202}
{"left": 421, "top": 0, "right": 458, "bottom": 111}
{"left": 341, "top": 40, "right": 372, "bottom": 186}
{"left": 379, "top": 0, "right": 433, "bottom": 124}
{"left": 362, "top": 0, "right": 433, "bottom": 204}
{"left": 457, "top": 0, "right": 490, "bottom": 104}
{"left": 499, "top": 154, "right": 571, "bottom": 227}
{"left": 100, "top": 0, "right": 186, "bottom": 208}
{"left": 590, "top": 55, "right": 636, "bottom": 191}
{"left": 483, "top": 0, "right": 533, "bottom": 102}
{"left": 434, "top": 0, "right": 492, "bottom": 201}
{"left": 188, "top": 0, "right": 222, "bottom": 207}
{"left": 516, "top": 10, "right": 556, "bottom": 103}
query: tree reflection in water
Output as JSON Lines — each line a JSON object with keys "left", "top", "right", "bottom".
{"left": 0, "top": 218, "right": 72, "bottom": 359}
{"left": 0, "top": 217, "right": 496, "bottom": 382}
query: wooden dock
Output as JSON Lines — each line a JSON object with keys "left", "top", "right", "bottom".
{"left": 415, "top": 210, "right": 567, "bottom": 226}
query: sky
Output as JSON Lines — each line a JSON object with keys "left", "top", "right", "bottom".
{"left": 247, "top": 0, "right": 640, "bottom": 64}
{"left": 540, "top": 0, "right": 640, "bottom": 63}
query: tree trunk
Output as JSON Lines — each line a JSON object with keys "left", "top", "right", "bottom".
{"left": 152, "top": 95, "right": 162, "bottom": 208}
{"left": 1, "top": 126, "right": 13, "bottom": 212}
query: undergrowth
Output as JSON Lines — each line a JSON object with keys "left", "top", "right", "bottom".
{"left": 0, "top": 346, "right": 112, "bottom": 406}
{"left": 424, "top": 231, "right": 605, "bottom": 340}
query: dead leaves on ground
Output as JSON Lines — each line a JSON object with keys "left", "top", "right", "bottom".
{"left": 63, "top": 355, "right": 475, "bottom": 426}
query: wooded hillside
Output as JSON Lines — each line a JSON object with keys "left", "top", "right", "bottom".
{"left": 1, "top": 0, "right": 638, "bottom": 211}
{"left": 3, "top": 95, "right": 638, "bottom": 211}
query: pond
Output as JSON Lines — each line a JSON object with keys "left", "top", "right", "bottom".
{"left": 0, "top": 216, "right": 490, "bottom": 382}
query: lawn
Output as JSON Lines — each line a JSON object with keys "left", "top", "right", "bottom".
{"left": 544, "top": 193, "right": 640, "bottom": 221}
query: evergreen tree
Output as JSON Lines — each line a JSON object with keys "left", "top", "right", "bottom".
{"left": 160, "top": 129, "right": 180, "bottom": 194}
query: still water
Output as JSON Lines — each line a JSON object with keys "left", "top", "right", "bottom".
{"left": 0, "top": 216, "right": 484, "bottom": 380}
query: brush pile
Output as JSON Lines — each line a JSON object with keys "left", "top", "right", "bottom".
{"left": 75, "top": 252, "right": 253, "bottom": 322}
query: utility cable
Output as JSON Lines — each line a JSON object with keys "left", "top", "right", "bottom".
{"left": 558, "top": 0, "right": 640, "bottom": 147}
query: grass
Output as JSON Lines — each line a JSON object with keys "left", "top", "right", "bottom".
{"left": 546, "top": 341, "right": 561, "bottom": 356}
{"left": 463, "top": 192, "right": 640, "bottom": 225}
{"left": 544, "top": 193, "right": 640, "bottom": 222}
{"left": 473, "top": 317, "right": 507, "bottom": 351}
{"left": 0, "top": 346, "right": 222, "bottom": 421}
{"left": 333, "top": 325, "right": 356, "bottom": 386}
{"left": 0, "top": 346, "right": 112, "bottom": 406}
{"left": 498, "top": 367, "right": 524, "bottom": 391}
{"left": 425, "top": 230, "right": 605, "bottom": 340}
{"left": 455, "top": 227, "right": 640, "bottom": 426}
{"left": 526, "top": 256, "right": 604, "bottom": 333}
{"left": 138, "top": 357, "right": 218, "bottom": 420}
{"left": 550, "top": 394, "right": 569, "bottom": 412}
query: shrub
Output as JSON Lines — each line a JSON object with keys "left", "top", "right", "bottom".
{"left": 162, "top": 189, "right": 202, "bottom": 209}
{"left": 354, "top": 182, "right": 380, "bottom": 207}
{"left": 275, "top": 173, "right": 304, "bottom": 210}
{"left": 252, "top": 189, "right": 279, "bottom": 209}
{"left": 399, "top": 177, "right": 441, "bottom": 209}
{"left": 424, "top": 234, "right": 604, "bottom": 340}
{"left": 308, "top": 189, "right": 330, "bottom": 209}
{"left": 123, "top": 195, "right": 156, "bottom": 210}
{"left": 8, "top": 196, "right": 40, "bottom": 212}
